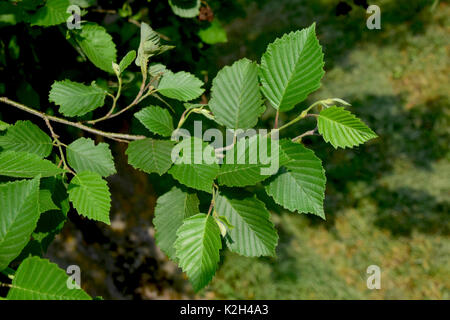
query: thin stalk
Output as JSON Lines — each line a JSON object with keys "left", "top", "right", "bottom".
{"left": 207, "top": 185, "right": 217, "bottom": 218}
{"left": 44, "top": 117, "right": 75, "bottom": 175}
{"left": 269, "top": 100, "right": 323, "bottom": 137}
{"left": 0, "top": 97, "right": 146, "bottom": 141}
{"left": 102, "top": 80, "right": 151, "bottom": 121}
{"left": 88, "top": 77, "right": 123, "bottom": 125}
{"left": 274, "top": 110, "right": 279, "bottom": 129}
{"left": 292, "top": 127, "right": 318, "bottom": 142}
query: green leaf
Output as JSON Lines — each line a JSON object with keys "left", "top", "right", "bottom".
{"left": 41, "top": 176, "right": 70, "bottom": 216}
{"left": 118, "top": 50, "right": 136, "bottom": 74}
{"left": 126, "top": 138, "right": 175, "bottom": 175}
{"left": 49, "top": 80, "right": 106, "bottom": 117}
{"left": 198, "top": 20, "right": 227, "bottom": 45}
{"left": 136, "top": 23, "right": 173, "bottom": 70}
{"left": 39, "top": 189, "right": 59, "bottom": 213}
{"left": 135, "top": 106, "right": 174, "bottom": 137}
{"left": 0, "top": 120, "right": 10, "bottom": 131}
{"left": 209, "top": 58, "right": 265, "bottom": 129}
{"left": 259, "top": 23, "right": 325, "bottom": 112}
{"left": 218, "top": 134, "right": 277, "bottom": 187}
{"left": 149, "top": 63, "right": 169, "bottom": 77}
{"left": 29, "top": 0, "right": 70, "bottom": 27}
{"left": 7, "top": 256, "right": 91, "bottom": 300}
{"left": 217, "top": 215, "right": 234, "bottom": 230}
{"left": 69, "top": 0, "right": 95, "bottom": 8}
{"left": 174, "top": 214, "right": 221, "bottom": 291}
{"left": 18, "top": 176, "right": 69, "bottom": 257}
{"left": 0, "top": 177, "right": 40, "bottom": 270}
{"left": 18, "top": 208, "right": 67, "bottom": 259}
{"left": 317, "top": 106, "right": 378, "bottom": 149}
{"left": 158, "top": 71, "right": 204, "bottom": 102}
{"left": 265, "top": 140, "right": 326, "bottom": 219}
{"left": 215, "top": 193, "right": 278, "bottom": 257}
{"left": 0, "top": 151, "right": 64, "bottom": 178}
{"left": 168, "top": 0, "right": 201, "bottom": 18}
{"left": 66, "top": 137, "right": 116, "bottom": 177}
{"left": 74, "top": 23, "right": 117, "bottom": 73}
{"left": 168, "top": 137, "right": 219, "bottom": 193}
{"left": 136, "top": 22, "right": 158, "bottom": 68}
{"left": 0, "top": 120, "right": 53, "bottom": 158}
{"left": 184, "top": 102, "right": 205, "bottom": 110}
{"left": 154, "top": 187, "right": 200, "bottom": 261}
{"left": 68, "top": 171, "right": 111, "bottom": 225}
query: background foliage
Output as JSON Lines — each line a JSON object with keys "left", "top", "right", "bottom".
{"left": 0, "top": 0, "right": 448, "bottom": 299}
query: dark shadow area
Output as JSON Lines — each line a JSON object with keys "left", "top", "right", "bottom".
{"left": 373, "top": 187, "right": 449, "bottom": 236}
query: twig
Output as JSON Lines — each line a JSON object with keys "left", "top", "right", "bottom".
{"left": 152, "top": 93, "right": 174, "bottom": 112}
{"left": 274, "top": 110, "right": 279, "bottom": 129}
{"left": 0, "top": 97, "right": 146, "bottom": 142}
{"left": 214, "top": 133, "right": 237, "bottom": 159}
{"left": 88, "top": 78, "right": 123, "bottom": 125}
{"left": 292, "top": 127, "right": 318, "bottom": 142}
{"left": 128, "top": 18, "right": 140, "bottom": 27}
{"left": 97, "top": 77, "right": 150, "bottom": 122}
{"left": 88, "top": 63, "right": 159, "bottom": 124}
{"left": 207, "top": 185, "right": 217, "bottom": 217}
{"left": 43, "top": 117, "right": 76, "bottom": 175}
{"left": 0, "top": 282, "right": 12, "bottom": 288}
{"left": 91, "top": 8, "right": 117, "bottom": 14}
{"left": 207, "top": 199, "right": 214, "bottom": 216}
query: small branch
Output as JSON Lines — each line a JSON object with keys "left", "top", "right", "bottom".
{"left": 177, "top": 105, "right": 212, "bottom": 129}
{"left": 97, "top": 77, "right": 150, "bottom": 122}
{"left": 0, "top": 282, "right": 12, "bottom": 288}
{"left": 207, "top": 199, "right": 214, "bottom": 217}
{"left": 0, "top": 97, "right": 146, "bottom": 142}
{"left": 91, "top": 8, "right": 117, "bottom": 14}
{"left": 43, "top": 117, "right": 75, "bottom": 175}
{"left": 88, "top": 78, "right": 123, "bottom": 125}
{"left": 153, "top": 93, "right": 174, "bottom": 112}
{"left": 214, "top": 133, "right": 237, "bottom": 159}
{"left": 88, "top": 64, "right": 158, "bottom": 124}
{"left": 128, "top": 18, "right": 140, "bottom": 27}
{"left": 292, "top": 127, "right": 318, "bottom": 142}
{"left": 274, "top": 110, "right": 279, "bottom": 129}
{"left": 207, "top": 185, "right": 218, "bottom": 217}
{"left": 177, "top": 108, "right": 192, "bottom": 129}
{"left": 268, "top": 99, "right": 323, "bottom": 138}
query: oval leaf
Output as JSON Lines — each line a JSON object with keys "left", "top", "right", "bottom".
{"left": 259, "top": 24, "right": 324, "bottom": 112}
{"left": 209, "top": 58, "right": 265, "bottom": 129}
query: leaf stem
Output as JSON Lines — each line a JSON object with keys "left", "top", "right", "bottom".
{"left": 0, "top": 97, "right": 146, "bottom": 142}
{"left": 292, "top": 127, "right": 318, "bottom": 142}
{"left": 87, "top": 65, "right": 162, "bottom": 124}
{"left": 207, "top": 184, "right": 218, "bottom": 218}
{"left": 269, "top": 100, "right": 323, "bottom": 137}
{"left": 0, "top": 282, "right": 12, "bottom": 288}
{"left": 43, "top": 117, "right": 75, "bottom": 175}
{"left": 274, "top": 110, "right": 279, "bottom": 129}
{"left": 88, "top": 77, "right": 123, "bottom": 125}
{"left": 99, "top": 79, "right": 153, "bottom": 122}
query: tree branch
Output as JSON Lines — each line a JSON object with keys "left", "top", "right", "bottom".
{"left": 0, "top": 97, "right": 146, "bottom": 142}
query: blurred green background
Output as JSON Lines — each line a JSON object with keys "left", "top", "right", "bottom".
{"left": 204, "top": 0, "right": 449, "bottom": 300}
{"left": 1, "top": 0, "right": 448, "bottom": 299}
